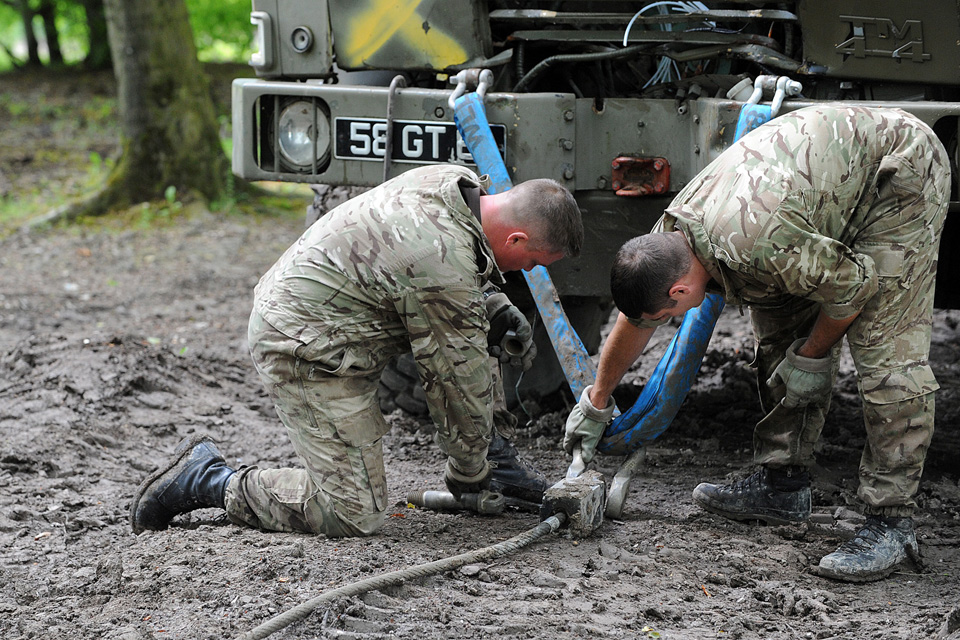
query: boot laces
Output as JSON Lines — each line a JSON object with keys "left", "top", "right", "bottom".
{"left": 837, "top": 519, "right": 888, "bottom": 554}
{"left": 730, "top": 470, "right": 765, "bottom": 493}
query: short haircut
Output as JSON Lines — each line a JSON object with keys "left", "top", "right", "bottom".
{"left": 610, "top": 233, "right": 692, "bottom": 318}
{"left": 504, "top": 179, "right": 583, "bottom": 257}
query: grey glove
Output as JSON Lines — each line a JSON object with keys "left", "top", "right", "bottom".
{"left": 766, "top": 338, "right": 833, "bottom": 408}
{"left": 562, "top": 385, "right": 615, "bottom": 464}
{"left": 444, "top": 459, "right": 491, "bottom": 499}
{"left": 484, "top": 291, "right": 537, "bottom": 371}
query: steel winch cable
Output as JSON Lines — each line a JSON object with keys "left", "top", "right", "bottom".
{"left": 235, "top": 512, "right": 568, "bottom": 640}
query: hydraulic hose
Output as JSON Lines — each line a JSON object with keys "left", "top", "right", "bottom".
{"left": 513, "top": 44, "right": 648, "bottom": 92}
{"left": 234, "top": 513, "right": 568, "bottom": 640}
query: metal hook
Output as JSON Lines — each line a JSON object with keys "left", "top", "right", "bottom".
{"left": 771, "top": 75, "right": 802, "bottom": 117}
{"left": 448, "top": 69, "right": 495, "bottom": 108}
{"left": 476, "top": 68, "right": 494, "bottom": 100}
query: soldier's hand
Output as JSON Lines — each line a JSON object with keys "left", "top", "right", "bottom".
{"left": 766, "top": 338, "right": 833, "bottom": 408}
{"left": 444, "top": 459, "right": 491, "bottom": 499}
{"left": 563, "top": 385, "right": 615, "bottom": 464}
{"left": 485, "top": 292, "right": 537, "bottom": 371}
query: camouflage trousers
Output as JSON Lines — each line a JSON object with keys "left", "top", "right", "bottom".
{"left": 751, "top": 146, "right": 948, "bottom": 517}
{"left": 224, "top": 311, "right": 393, "bottom": 537}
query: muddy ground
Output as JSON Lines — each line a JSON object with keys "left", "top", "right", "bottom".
{"left": 2, "top": 68, "right": 960, "bottom": 640}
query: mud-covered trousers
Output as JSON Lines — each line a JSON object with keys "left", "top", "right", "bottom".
{"left": 222, "top": 311, "right": 393, "bottom": 536}
{"left": 223, "top": 312, "right": 503, "bottom": 537}
{"left": 751, "top": 144, "right": 949, "bottom": 518}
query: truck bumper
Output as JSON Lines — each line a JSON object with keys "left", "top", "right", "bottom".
{"left": 232, "top": 78, "right": 960, "bottom": 299}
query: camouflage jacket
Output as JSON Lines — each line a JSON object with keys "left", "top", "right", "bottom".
{"left": 635, "top": 105, "right": 945, "bottom": 327}
{"left": 254, "top": 165, "right": 501, "bottom": 469}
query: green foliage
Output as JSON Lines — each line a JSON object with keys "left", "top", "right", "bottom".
{"left": 185, "top": 0, "right": 253, "bottom": 62}
{"left": 52, "top": 1, "right": 89, "bottom": 57}
{"left": 0, "top": 78, "right": 118, "bottom": 234}
{"left": 129, "top": 185, "right": 184, "bottom": 227}
{"left": 0, "top": 0, "right": 253, "bottom": 71}
{"left": 0, "top": 3, "right": 21, "bottom": 69}
{"left": 0, "top": 1, "right": 90, "bottom": 67}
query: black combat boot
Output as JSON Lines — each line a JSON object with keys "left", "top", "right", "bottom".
{"left": 130, "top": 435, "right": 236, "bottom": 534}
{"left": 692, "top": 466, "right": 811, "bottom": 525}
{"left": 486, "top": 432, "right": 547, "bottom": 504}
{"left": 817, "top": 515, "right": 918, "bottom": 582}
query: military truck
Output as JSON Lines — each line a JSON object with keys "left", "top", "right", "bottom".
{"left": 231, "top": 1, "right": 960, "bottom": 408}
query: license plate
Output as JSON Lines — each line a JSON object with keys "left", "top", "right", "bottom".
{"left": 334, "top": 117, "right": 506, "bottom": 165}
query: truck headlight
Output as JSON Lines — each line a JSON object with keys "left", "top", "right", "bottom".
{"left": 277, "top": 99, "right": 331, "bottom": 171}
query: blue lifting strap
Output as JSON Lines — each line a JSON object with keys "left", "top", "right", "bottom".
{"left": 599, "top": 293, "right": 725, "bottom": 454}
{"left": 453, "top": 92, "right": 596, "bottom": 399}
{"left": 733, "top": 103, "right": 774, "bottom": 141}
{"left": 454, "top": 89, "right": 775, "bottom": 455}
{"left": 598, "top": 102, "right": 774, "bottom": 455}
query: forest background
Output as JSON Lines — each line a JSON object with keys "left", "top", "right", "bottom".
{"left": 0, "top": 0, "right": 303, "bottom": 233}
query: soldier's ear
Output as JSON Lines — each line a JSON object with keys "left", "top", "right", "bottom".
{"left": 668, "top": 282, "right": 692, "bottom": 300}
{"left": 505, "top": 231, "right": 528, "bottom": 246}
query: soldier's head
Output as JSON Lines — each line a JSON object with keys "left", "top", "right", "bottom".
{"left": 481, "top": 179, "right": 583, "bottom": 272}
{"left": 611, "top": 232, "right": 706, "bottom": 320}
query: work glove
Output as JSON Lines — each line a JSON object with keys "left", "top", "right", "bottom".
{"left": 766, "top": 338, "right": 833, "bottom": 408}
{"left": 484, "top": 291, "right": 537, "bottom": 371}
{"left": 562, "top": 385, "right": 615, "bottom": 464}
{"left": 444, "top": 459, "right": 491, "bottom": 499}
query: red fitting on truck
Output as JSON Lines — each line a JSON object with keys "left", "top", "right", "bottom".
{"left": 610, "top": 156, "right": 670, "bottom": 197}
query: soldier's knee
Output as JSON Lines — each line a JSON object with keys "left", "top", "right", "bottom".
{"left": 299, "top": 491, "right": 386, "bottom": 537}
{"left": 336, "top": 511, "right": 387, "bottom": 537}
{"left": 313, "top": 506, "right": 386, "bottom": 538}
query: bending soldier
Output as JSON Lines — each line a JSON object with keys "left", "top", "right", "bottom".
{"left": 132, "top": 164, "right": 583, "bottom": 537}
{"left": 564, "top": 105, "right": 949, "bottom": 582}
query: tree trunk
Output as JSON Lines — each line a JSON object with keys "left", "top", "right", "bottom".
{"left": 37, "top": 0, "right": 62, "bottom": 65}
{"left": 19, "top": 1, "right": 41, "bottom": 66}
{"left": 67, "top": 0, "right": 230, "bottom": 217}
{"left": 79, "top": 0, "right": 111, "bottom": 70}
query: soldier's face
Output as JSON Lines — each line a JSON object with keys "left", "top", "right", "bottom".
{"left": 640, "top": 286, "right": 706, "bottom": 322}
{"left": 505, "top": 246, "right": 565, "bottom": 272}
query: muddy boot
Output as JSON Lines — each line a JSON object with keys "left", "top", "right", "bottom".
{"left": 816, "top": 515, "right": 918, "bottom": 582}
{"left": 130, "top": 435, "right": 236, "bottom": 534}
{"left": 486, "top": 432, "right": 547, "bottom": 504}
{"left": 692, "top": 466, "right": 811, "bottom": 525}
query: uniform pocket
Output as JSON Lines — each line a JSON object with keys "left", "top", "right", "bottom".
{"left": 297, "top": 341, "right": 380, "bottom": 378}
{"left": 862, "top": 246, "right": 904, "bottom": 279}
{"left": 266, "top": 472, "right": 317, "bottom": 505}
{"left": 859, "top": 365, "right": 939, "bottom": 404}
{"left": 358, "top": 443, "right": 388, "bottom": 511}
{"left": 332, "top": 406, "right": 392, "bottom": 447}
{"left": 875, "top": 154, "right": 922, "bottom": 199}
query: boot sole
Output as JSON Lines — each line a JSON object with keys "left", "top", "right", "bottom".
{"left": 692, "top": 487, "right": 809, "bottom": 526}
{"left": 813, "top": 563, "right": 898, "bottom": 583}
{"left": 129, "top": 434, "right": 212, "bottom": 534}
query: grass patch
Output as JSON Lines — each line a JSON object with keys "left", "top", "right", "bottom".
{"left": 218, "top": 181, "right": 314, "bottom": 223}
{"left": 0, "top": 154, "right": 115, "bottom": 236}
{"left": 0, "top": 63, "right": 310, "bottom": 237}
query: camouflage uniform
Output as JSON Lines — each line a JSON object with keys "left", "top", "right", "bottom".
{"left": 225, "top": 165, "right": 501, "bottom": 536}
{"left": 638, "top": 106, "right": 949, "bottom": 516}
